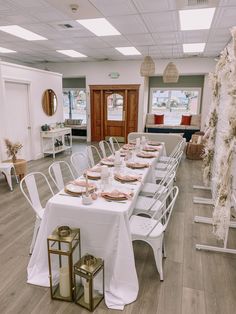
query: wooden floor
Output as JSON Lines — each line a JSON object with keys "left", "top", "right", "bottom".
{"left": 1, "top": 138, "right": 236, "bottom": 314}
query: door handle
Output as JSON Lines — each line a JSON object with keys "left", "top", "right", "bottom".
{"left": 27, "top": 126, "right": 31, "bottom": 130}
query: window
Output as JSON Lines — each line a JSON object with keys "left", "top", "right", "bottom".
{"left": 150, "top": 88, "right": 201, "bottom": 124}
{"left": 107, "top": 93, "right": 124, "bottom": 121}
{"left": 63, "top": 88, "right": 87, "bottom": 124}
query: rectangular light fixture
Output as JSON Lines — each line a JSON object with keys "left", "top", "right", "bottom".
{"left": 77, "top": 18, "right": 120, "bottom": 36}
{"left": 0, "top": 25, "right": 47, "bottom": 41}
{"left": 0, "top": 47, "right": 16, "bottom": 53}
{"left": 179, "top": 8, "right": 215, "bottom": 30}
{"left": 183, "top": 43, "right": 206, "bottom": 53}
{"left": 115, "top": 47, "right": 141, "bottom": 56}
{"left": 56, "top": 50, "right": 87, "bottom": 58}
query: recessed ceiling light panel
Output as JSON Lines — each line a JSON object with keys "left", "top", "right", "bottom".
{"left": 115, "top": 47, "right": 141, "bottom": 56}
{"left": 56, "top": 50, "right": 87, "bottom": 58}
{"left": 0, "top": 47, "right": 16, "bottom": 53}
{"left": 183, "top": 43, "right": 206, "bottom": 53}
{"left": 77, "top": 18, "right": 120, "bottom": 36}
{"left": 0, "top": 25, "right": 47, "bottom": 41}
{"left": 179, "top": 8, "right": 215, "bottom": 30}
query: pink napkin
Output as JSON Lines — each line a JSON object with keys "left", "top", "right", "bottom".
{"left": 114, "top": 173, "right": 140, "bottom": 181}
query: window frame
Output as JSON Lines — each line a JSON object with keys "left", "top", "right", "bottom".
{"left": 149, "top": 87, "right": 202, "bottom": 115}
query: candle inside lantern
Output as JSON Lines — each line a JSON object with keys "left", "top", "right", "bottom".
{"left": 84, "top": 280, "right": 90, "bottom": 304}
{"left": 85, "top": 171, "right": 89, "bottom": 196}
{"left": 59, "top": 266, "right": 70, "bottom": 298}
{"left": 136, "top": 137, "right": 140, "bottom": 147}
{"left": 114, "top": 151, "right": 120, "bottom": 164}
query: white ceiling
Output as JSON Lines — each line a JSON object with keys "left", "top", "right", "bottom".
{"left": 0, "top": 0, "right": 235, "bottom": 64}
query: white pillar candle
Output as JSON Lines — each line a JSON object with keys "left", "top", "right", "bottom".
{"left": 59, "top": 266, "right": 70, "bottom": 298}
{"left": 136, "top": 137, "right": 140, "bottom": 147}
{"left": 101, "top": 165, "right": 109, "bottom": 178}
{"left": 84, "top": 280, "right": 90, "bottom": 304}
{"left": 114, "top": 151, "right": 120, "bottom": 164}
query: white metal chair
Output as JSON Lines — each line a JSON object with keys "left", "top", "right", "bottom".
{"left": 159, "top": 138, "right": 185, "bottom": 163}
{"left": 0, "top": 162, "right": 18, "bottom": 191}
{"left": 141, "top": 170, "right": 176, "bottom": 198}
{"left": 48, "top": 160, "right": 75, "bottom": 191}
{"left": 155, "top": 158, "right": 179, "bottom": 182}
{"left": 86, "top": 145, "right": 102, "bottom": 167}
{"left": 109, "top": 137, "right": 121, "bottom": 153}
{"left": 130, "top": 186, "right": 179, "bottom": 281}
{"left": 20, "top": 172, "right": 54, "bottom": 254}
{"left": 155, "top": 149, "right": 183, "bottom": 170}
{"left": 70, "top": 152, "right": 89, "bottom": 177}
{"left": 99, "top": 140, "right": 113, "bottom": 158}
{"left": 133, "top": 172, "right": 176, "bottom": 217}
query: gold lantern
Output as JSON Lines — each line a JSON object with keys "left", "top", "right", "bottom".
{"left": 47, "top": 226, "right": 81, "bottom": 302}
{"left": 74, "top": 254, "right": 104, "bottom": 312}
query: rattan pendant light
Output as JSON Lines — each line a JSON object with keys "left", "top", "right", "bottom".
{"left": 163, "top": 61, "right": 179, "bottom": 83}
{"left": 140, "top": 48, "right": 155, "bottom": 77}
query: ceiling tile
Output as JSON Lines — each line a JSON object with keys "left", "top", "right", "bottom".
{"left": 89, "top": 0, "right": 137, "bottom": 16}
{"left": 208, "top": 27, "right": 231, "bottom": 42}
{"left": 109, "top": 15, "right": 148, "bottom": 34}
{"left": 142, "top": 11, "right": 179, "bottom": 33}
{"left": 101, "top": 35, "right": 131, "bottom": 47}
{"left": 180, "top": 30, "right": 209, "bottom": 44}
{"left": 133, "top": 0, "right": 176, "bottom": 13}
{"left": 212, "top": 7, "right": 236, "bottom": 28}
{"left": 125, "top": 33, "right": 155, "bottom": 46}
{"left": 152, "top": 32, "right": 180, "bottom": 45}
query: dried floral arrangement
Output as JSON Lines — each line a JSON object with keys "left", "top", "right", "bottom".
{"left": 4, "top": 138, "right": 23, "bottom": 162}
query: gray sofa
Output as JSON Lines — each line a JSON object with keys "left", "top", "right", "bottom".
{"left": 145, "top": 113, "right": 201, "bottom": 142}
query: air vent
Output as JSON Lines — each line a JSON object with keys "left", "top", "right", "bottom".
{"left": 58, "top": 24, "right": 73, "bottom": 29}
{"left": 188, "top": 0, "right": 208, "bottom": 5}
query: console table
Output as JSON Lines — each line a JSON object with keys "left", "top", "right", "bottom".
{"left": 40, "top": 128, "right": 72, "bottom": 158}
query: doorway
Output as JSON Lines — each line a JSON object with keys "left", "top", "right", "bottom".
{"left": 90, "top": 84, "right": 139, "bottom": 142}
{"left": 4, "top": 81, "right": 32, "bottom": 161}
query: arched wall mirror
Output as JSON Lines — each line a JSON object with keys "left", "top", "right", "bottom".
{"left": 42, "top": 89, "right": 58, "bottom": 116}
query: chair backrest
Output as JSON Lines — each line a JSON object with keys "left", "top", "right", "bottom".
{"left": 86, "top": 145, "right": 102, "bottom": 167}
{"left": 48, "top": 161, "right": 75, "bottom": 191}
{"left": 109, "top": 137, "right": 121, "bottom": 153}
{"left": 99, "top": 140, "right": 113, "bottom": 158}
{"left": 153, "top": 170, "right": 176, "bottom": 199}
{"left": 70, "top": 152, "right": 89, "bottom": 177}
{"left": 146, "top": 186, "right": 179, "bottom": 237}
{"left": 20, "top": 172, "right": 54, "bottom": 217}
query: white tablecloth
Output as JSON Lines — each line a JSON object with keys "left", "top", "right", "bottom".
{"left": 27, "top": 144, "right": 165, "bottom": 310}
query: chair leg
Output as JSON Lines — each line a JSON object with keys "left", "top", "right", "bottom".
{"left": 153, "top": 247, "right": 163, "bottom": 281}
{"left": 5, "top": 170, "right": 13, "bottom": 191}
{"left": 29, "top": 217, "right": 41, "bottom": 255}
{"left": 163, "top": 238, "right": 167, "bottom": 258}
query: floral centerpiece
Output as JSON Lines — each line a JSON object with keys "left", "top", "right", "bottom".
{"left": 4, "top": 139, "right": 23, "bottom": 162}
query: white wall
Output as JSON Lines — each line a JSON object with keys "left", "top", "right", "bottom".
{"left": 0, "top": 61, "right": 63, "bottom": 160}
{"left": 35, "top": 57, "right": 216, "bottom": 139}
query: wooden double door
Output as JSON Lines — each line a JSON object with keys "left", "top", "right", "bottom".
{"left": 90, "top": 84, "right": 139, "bottom": 142}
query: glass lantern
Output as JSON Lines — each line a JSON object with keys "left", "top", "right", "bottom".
{"left": 47, "top": 226, "right": 81, "bottom": 302}
{"left": 74, "top": 254, "right": 104, "bottom": 311}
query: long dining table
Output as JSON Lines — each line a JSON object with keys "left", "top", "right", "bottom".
{"left": 27, "top": 143, "right": 166, "bottom": 310}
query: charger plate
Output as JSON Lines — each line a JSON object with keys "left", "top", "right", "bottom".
{"left": 64, "top": 182, "right": 96, "bottom": 196}
{"left": 114, "top": 173, "right": 139, "bottom": 183}
{"left": 126, "top": 162, "right": 148, "bottom": 169}
{"left": 142, "top": 146, "right": 158, "bottom": 152}
{"left": 147, "top": 141, "right": 162, "bottom": 146}
{"left": 136, "top": 152, "right": 156, "bottom": 158}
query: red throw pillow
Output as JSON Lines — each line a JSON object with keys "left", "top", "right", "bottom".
{"left": 154, "top": 114, "right": 164, "bottom": 124}
{"left": 181, "top": 115, "right": 192, "bottom": 125}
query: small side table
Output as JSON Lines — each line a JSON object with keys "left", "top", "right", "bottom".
{"left": 4, "top": 159, "right": 27, "bottom": 180}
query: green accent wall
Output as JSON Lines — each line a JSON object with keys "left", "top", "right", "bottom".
{"left": 63, "top": 77, "right": 86, "bottom": 88}
{"left": 149, "top": 75, "right": 204, "bottom": 88}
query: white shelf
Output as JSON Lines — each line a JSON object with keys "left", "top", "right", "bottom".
{"left": 41, "top": 128, "right": 72, "bottom": 158}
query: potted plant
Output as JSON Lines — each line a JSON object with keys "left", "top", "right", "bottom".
{"left": 4, "top": 139, "right": 23, "bottom": 162}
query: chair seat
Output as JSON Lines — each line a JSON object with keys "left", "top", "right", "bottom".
{"left": 159, "top": 156, "right": 174, "bottom": 163}
{"left": 134, "top": 196, "right": 162, "bottom": 212}
{"left": 130, "top": 215, "right": 164, "bottom": 238}
{"left": 155, "top": 170, "right": 168, "bottom": 180}
{"left": 141, "top": 183, "right": 167, "bottom": 196}
{"left": 155, "top": 162, "right": 169, "bottom": 170}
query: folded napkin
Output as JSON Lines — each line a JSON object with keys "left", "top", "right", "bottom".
{"left": 71, "top": 180, "right": 95, "bottom": 188}
{"left": 101, "top": 189, "right": 133, "bottom": 200}
{"left": 114, "top": 173, "right": 140, "bottom": 181}
{"left": 122, "top": 144, "right": 135, "bottom": 150}
{"left": 90, "top": 166, "right": 102, "bottom": 173}
{"left": 137, "top": 152, "right": 156, "bottom": 158}
{"left": 126, "top": 162, "right": 149, "bottom": 168}
{"left": 148, "top": 141, "right": 162, "bottom": 146}
{"left": 143, "top": 146, "right": 158, "bottom": 152}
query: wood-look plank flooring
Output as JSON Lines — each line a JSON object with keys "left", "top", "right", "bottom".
{"left": 0, "top": 138, "right": 236, "bottom": 314}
